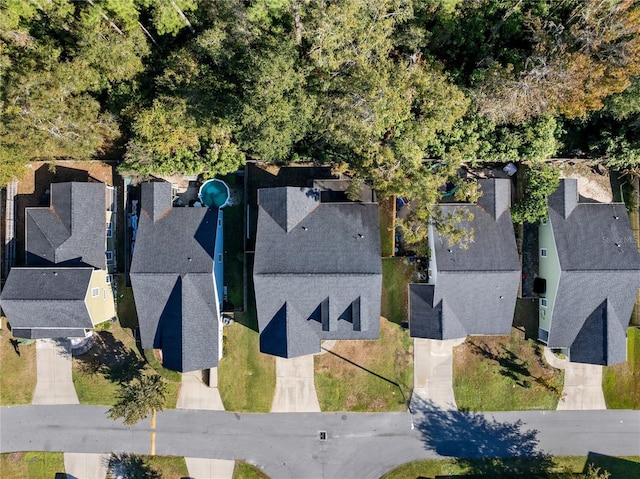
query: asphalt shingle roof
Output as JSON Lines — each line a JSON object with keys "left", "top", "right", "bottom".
{"left": 545, "top": 179, "right": 640, "bottom": 365}
{"left": 130, "top": 182, "right": 220, "bottom": 373}
{"left": 254, "top": 187, "right": 382, "bottom": 358}
{"left": 26, "top": 182, "right": 106, "bottom": 269}
{"left": 0, "top": 267, "right": 93, "bottom": 336}
{"left": 410, "top": 179, "right": 521, "bottom": 339}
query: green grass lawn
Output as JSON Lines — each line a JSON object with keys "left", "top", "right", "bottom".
{"left": 603, "top": 327, "right": 640, "bottom": 409}
{"left": 381, "top": 257, "right": 414, "bottom": 325}
{"left": 72, "top": 319, "right": 180, "bottom": 408}
{"left": 453, "top": 326, "right": 564, "bottom": 411}
{"left": 218, "top": 319, "right": 276, "bottom": 412}
{"left": 234, "top": 461, "right": 271, "bottom": 479}
{"left": 379, "top": 196, "right": 396, "bottom": 257}
{"left": 314, "top": 318, "right": 413, "bottom": 411}
{"left": 223, "top": 196, "right": 245, "bottom": 310}
{"left": 144, "top": 455, "right": 189, "bottom": 478}
{"left": 0, "top": 317, "right": 37, "bottom": 405}
{"left": 0, "top": 452, "right": 65, "bottom": 478}
{"left": 381, "top": 456, "right": 640, "bottom": 479}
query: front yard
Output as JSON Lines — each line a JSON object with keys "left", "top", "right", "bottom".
{"left": 603, "top": 327, "right": 640, "bottom": 409}
{"left": 314, "top": 318, "right": 413, "bottom": 412}
{"left": 0, "top": 452, "right": 65, "bottom": 478}
{"left": 0, "top": 317, "right": 36, "bottom": 405}
{"left": 453, "top": 300, "right": 564, "bottom": 411}
{"left": 218, "top": 311, "right": 276, "bottom": 412}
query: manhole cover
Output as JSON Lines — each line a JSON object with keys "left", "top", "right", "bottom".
{"left": 319, "top": 431, "right": 327, "bottom": 441}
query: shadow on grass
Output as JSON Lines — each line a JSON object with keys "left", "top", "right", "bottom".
{"left": 413, "top": 397, "right": 554, "bottom": 476}
{"left": 469, "top": 341, "right": 561, "bottom": 394}
{"left": 75, "top": 332, "right": 145, "bottom": 385}
{"left": 321, "top": 347, "right": 412, "bottom": 408}
{"left": 586, "top": 452, "right": 640, "bottom": 479}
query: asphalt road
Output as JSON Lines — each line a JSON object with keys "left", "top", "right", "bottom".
{"left": 1, "top": 405, "right": 639, "bottom": 479}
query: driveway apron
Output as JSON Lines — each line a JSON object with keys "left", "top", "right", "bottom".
{"left": 185, "top": 457, "right": 235, "bottom": 479}
{"left": 544, "top": 348, "right": 607, "bottom": 410}
{"left": 64, "top": 453, "right": 109, "bottom": 479}
{"left": 412, "top": 338, "right": 464, "bottom": 410}
{"left": 33, "top": 339, "right": 79, "bottom": 405}
{"left": 177, "top": 369, "right": 225, "bottom": 411}
{"left": 271, "top": 355, "right": 321, "bottom": 412}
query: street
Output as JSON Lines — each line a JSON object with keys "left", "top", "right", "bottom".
{"left": 2, "top": 405, "right": 639, "bottom": 478}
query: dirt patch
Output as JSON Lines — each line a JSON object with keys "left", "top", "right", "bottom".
{"left": 558, "top": 162, "right": 613, "bottom": 203}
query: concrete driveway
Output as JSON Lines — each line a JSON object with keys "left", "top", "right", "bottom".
{"left": 177, "top": 369, "right": 225, "bottom": 410}
{"left": 544, "top": 348, "right": 606, "bottom": 410}
{"left": 271, "top": 355, "right": 321, "bottom": 412}
{"left": 412, "top": 338, "right": 465, "bottom": 410}
{"left": 33, "top": 339, "right": 79, "bottom": 405}
{"left": 185, "top": 457, "right": 235, "bottom": 479}
{"left": 64, "top": 453, "right": 108, "bottom": 479}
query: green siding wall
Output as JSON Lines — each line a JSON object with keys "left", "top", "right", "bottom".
{"left": 538, "top": 220, "right": 562, "bottom": 337}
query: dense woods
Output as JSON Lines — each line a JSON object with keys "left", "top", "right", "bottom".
{"left": 1, "top": 0, "right": 639, "bottom": 221}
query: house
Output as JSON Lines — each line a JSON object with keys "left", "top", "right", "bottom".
{"left": 253, "top": 185, "right": 382, "bottom": 358}
{"left": 129, "top": 181, "right": 224, "bottom": 373}
{"left": 1, "top": 182, "right": 116, "bottom": 338}
{"left": 409, "top": 178, "right": 521, "bottom": 340}
{"left": 537, "top": 178, "right": 640, "bottom": 365}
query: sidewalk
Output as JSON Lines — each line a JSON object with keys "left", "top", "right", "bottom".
{"left": 33, "top": 339, "right": 79, "bottom": 405}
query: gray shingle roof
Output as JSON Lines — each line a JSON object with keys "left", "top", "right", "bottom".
{"left": 254, "top": 187, "right": 382, "bottom": 358}
{"left": 545, "top": 179, "right": 640, "bottom": 365}
{"left": 0, "top": 267, "right": 93, "bottom": 335}
{"left": 26, "top": 182, "right": 106, "bottom": 269}
{"left": 130, "top": 182, "right": 221, "bottom": 373}
{"left": 410, "top": 179, "right": 521, "bottom": 339}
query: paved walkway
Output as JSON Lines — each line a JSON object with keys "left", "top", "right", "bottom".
{"left": 185, "top": 457, "right": 235, "bottom": 479}
{"left": 177, "top": 369, "right": 225, "bottom": 410}
{"left": 64, "top": 453, "right": 108, "bottom": 479}
{"left": 412, "top": 338, "right": 465, "bottom": 410}
{"left": 271, "top": 355, "right": 321, "bottom": 412}
{"left": 544, "top": 348, "right": 606, "bottom": 410}
{"left": 33, "top": 339, "right": 79, "bottom": 405}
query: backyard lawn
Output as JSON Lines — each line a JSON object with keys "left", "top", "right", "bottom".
{"left": 381, "top": 455, "right": 640, "bottom": 479}
{"left": 0, "top": 317, "right": 36, "bottom": 406}
{"left": 603, "top": 327, "right": 640, "bottom": 409}
{"left": 0, "top": 452, "right": 65, "bottom": 478}
{"left": 223, "top": 187, "right": 245, "bottom": 310}
{"left": 314, "top": 318, "right": 413, "bottom": 412}
{"left": 378, "top": 195, "right": 396, "bottom": 257}
{"left": 453, "top": 325, "right": 564, "bottom": 411}
{"left": 218, "top": 318, "right": 276, "bottom": 412}
{"left": 381, "top": 257, "right": 414, "bottom": 325}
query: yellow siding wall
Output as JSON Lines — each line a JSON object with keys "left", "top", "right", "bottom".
{"left": 84, "top": 270, "right": 116, "bottom": 325}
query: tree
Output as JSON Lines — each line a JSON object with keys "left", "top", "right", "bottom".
{"left": 108, "top": 453, "right": 161, "bottom": 479}
{"left": 511, "top": 162, "right": 560, "bottom": 224}
{"left": 108, "top": 374, "right": 167, "bottom": 426}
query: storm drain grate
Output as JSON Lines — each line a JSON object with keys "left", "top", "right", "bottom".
{"left": 319, "top": 431, "right": 327, "bottom": 441}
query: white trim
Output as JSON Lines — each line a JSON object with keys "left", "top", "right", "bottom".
{"left": 106, "top": 221, "right": 113, "bottom": 238}
{"left": 540, "top": 298, "right": 548, "bottom": 308}
{"left": 105, "top": 274, "right": 112, "bottom": 284}
{"left": 540, "top": 248, "right": 548, "bottom": 258}
{"left": 106, "top": 251, "right": 114, "bottom": 262}
{"left": 91, "top": 287, "right": 100, "bottom": 298}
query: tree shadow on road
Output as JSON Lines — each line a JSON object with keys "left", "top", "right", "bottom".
{"left": 412, "top": 397, "right": 554, "bottom": 477}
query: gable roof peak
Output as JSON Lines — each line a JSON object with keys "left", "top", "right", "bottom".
{"left": 258, "top": 187, "right": 320, "bottom": 232}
